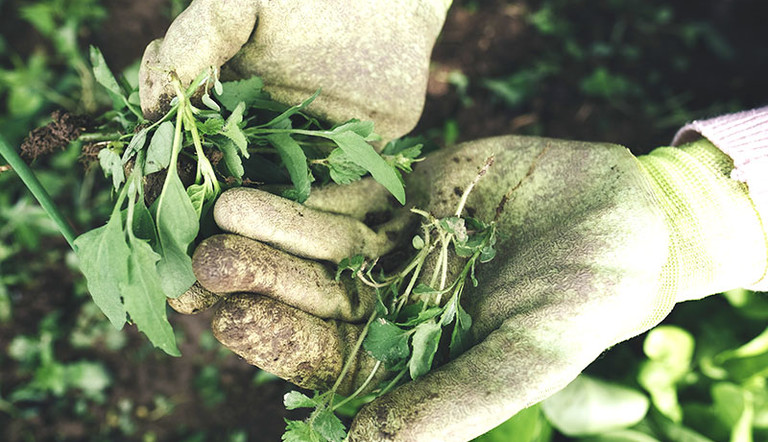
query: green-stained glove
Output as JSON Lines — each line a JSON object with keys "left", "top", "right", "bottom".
{"left": 138, "top": 0, "right": 451, "bottom": 141}
{"left": 180, "top": 132, "right": 768, "bottom": 441}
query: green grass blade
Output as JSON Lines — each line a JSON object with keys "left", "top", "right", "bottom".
{"left": 0, "top": 134, "right": 78, "bottom": 250}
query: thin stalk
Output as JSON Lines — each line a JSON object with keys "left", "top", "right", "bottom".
{"left": 0, "top": 135, "right": 78, "bottom": 250}
{"left": 328, "top": 311, "right": 379, "bottom": 406}
{"left": 332, "top": 361, "right": 382, "bottom": 411}
{"left": 455, "top": 155, "right": 495, "bottom": 217}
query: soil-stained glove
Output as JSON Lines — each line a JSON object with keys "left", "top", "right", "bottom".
{"left": 138, "top": 0, "right": 451, "bottom": 141}
{"left": 184, "top": 128, "right": 768, "bottom": 440}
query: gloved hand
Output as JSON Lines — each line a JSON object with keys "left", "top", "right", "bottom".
{"left": 138, "top": 0, "right": 451, "bottom": 141}
{"left": 178, "top": 132, "right": 768, "bottom": 441}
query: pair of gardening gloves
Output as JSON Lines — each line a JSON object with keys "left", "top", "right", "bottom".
{"left": 139, "top": 1, "right": 768, "bottom": 441}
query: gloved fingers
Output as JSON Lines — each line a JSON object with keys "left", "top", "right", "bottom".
{"left": 214, "top": 187, "right": 404, "bottom": 263}
{"left": 167, "top": 281, "right": 220, "bottom": 315}
{"left": 212, "top": 293, "right": 387, "bottom": 394}
{"left": 193, "top": 234, "right": 376, "bottom": 322}
{"left": 139, "top": 0, "right": 259, "bottom": 119}
{"left": 304, "top": 178, "right": 397, "bottom": 221}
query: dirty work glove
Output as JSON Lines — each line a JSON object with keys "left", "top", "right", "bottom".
{"left": 187, "top": 111, "right": 768, "bottom": 441}
{"left": 138, "top": 0, "right": 451, "bottom": 141}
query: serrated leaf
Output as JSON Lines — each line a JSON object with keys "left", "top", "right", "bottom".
{"left": 384, "top": 145, "right": 422, "bottom": 173}
{"left": 364, "top": 318, "right": 411, "bottom": 368}
{"left": 267, "top": 133, "right": 311, "bottom": 203}
{"left": 326, "top": 148, "right": 367, "bottom": 185}
{"left": 282, "top": 419, "right": 320, "bottom": 442}
{"left": 197, "top": 117, "right": 225, "bottom": 135}
{"left": 216, "top": 76, "right": 265, "bottom": 111}
{"left": 381, "top": 136, "right": 425, "bottom": 156}
{"left": 222, "top": 101, "right": 248, "bottom": 157}
{"left": 122, "top": 236, "right": 180, "bottom": 356}
{"left": 284, "top": 391, "right": 317, "bottom": 410}
{"left": 313, "top": 408, "right": 347, "bottom": 442}
{"left": 327, "top": 131, "right": 405, "bottom": 204}
{"left": 144, "top": 121, "right": 174, "bottom": 174}
{"left": 154, "top": 169, "right": 198, "bottom": 298}
{"left": 409, "top": 321, "right": 442, "bottom": 380}
{"left": 73, "top": 211, "right": 128, "bottom": 329}
{"left": 98, "top": 148, "right": 125, "bottom": 189}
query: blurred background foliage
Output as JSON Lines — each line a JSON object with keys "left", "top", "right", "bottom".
{"left": 1, "top": 0, "right": 766, "bottom": 440}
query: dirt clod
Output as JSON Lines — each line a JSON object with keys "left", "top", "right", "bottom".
{"left": 20, "top": 111, "right": 93, "bottom": 161}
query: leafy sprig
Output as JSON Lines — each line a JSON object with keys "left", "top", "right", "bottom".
{"left": 283, "top": 158, "right": 497, "bottom": 441}
{"left": 74, "top": 47, "right": 420, "bottom": 355}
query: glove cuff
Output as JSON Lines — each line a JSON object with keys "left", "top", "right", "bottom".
{"left": 672, "top": 106, "right": 768, "bottom": 291}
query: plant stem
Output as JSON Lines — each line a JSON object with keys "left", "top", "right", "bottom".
{"left": 328, "top": 311, "right": 378, "bottom": 405}
{"left": 0, "top": 135, "right": 78, "bottom": 250}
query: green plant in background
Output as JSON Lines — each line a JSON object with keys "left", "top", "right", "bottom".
{"left": 6, "top": 312, "right": 111, "bottom": 405}
{"left": 0, "top": 0, "right": 106, "bottom": 143}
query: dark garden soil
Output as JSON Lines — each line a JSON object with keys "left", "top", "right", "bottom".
{"left": 1, "top": 0, "right": 766, "bottom": 440}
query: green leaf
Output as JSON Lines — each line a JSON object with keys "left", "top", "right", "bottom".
{"left": 98, "top": 148, "right": 125, "bottom": 189}
{"left": 217, "top": 138, "right": 245, "bottom": 181}
{"left": 643, "top": 326, "right": 695, "bottom": 373}
{"left": 154, "top": 170, "right": 199, "bottom": 298}
{"left": 121, "top": 128, "right": 148, "bottom": 164}
{"left": 187, "top": 184, "right": 207, "bottom": 218}
{"left": 122, "top": 235, "right": 180, "bottom": 356}
{"left": 409, "top": 321, "right": 442, "bottom": 380}
{"left": 714, "top": 326, "right": 768, "bottom": 381}
{"left": 638, "top": 326, "right": 694, "bottom": 423}
{"left": 197, "top": 117, "right": 225, "bottom": 135}
{"left": 449, "top": 301, "right": 473, "bottom": 359}
{"left": 473, "top": 404, "right": 552, "bottom": 442}
{"left": 217, "top": 76, "right": 266, "bottom": 112}
{"left": 364, "top": 318, "right": 411, "bottom": 368}
{"left": 261, "top": 89, "right": 320, "bottom": 129}
{"left": 267, "top": 133, "right": 311, "bottom": 203}
{"left": 201, "top": 92, "right": 221, "bottom": 111}
{"left": 327, "top": 131, "right": 405, "bottom": 204}
{"left": 282, "top": 419, "right": 320, "bottom": 442}
{"left": 89, "top": 46, "right": 124, "bottom": 104}
{"left": 132, "top": 198, "right": 158, "bottom": 245}
{"left": 541, "top": 375, "right": 649, "bottom": 436}
{"left": 336, "top": 255, "right": 365, "bottom": 281}
{"left": 439, "top": 217, "right": 468, "bottom": 243}
{"left": 313, "top": 408, "right": 347, "bottom": 442}
{"left": 396, "top": 306, "right": 442, "bottom": 327}
{"left": 326, "top": 148, "right": 367, "bottom": 185}
{"left": 329, "top": 119, "right": 376, "bottom": 139}
{"left": 284, "top": 391, "right": 318, "bottom": 410}
{"left": 222, "top": 102, "right": 248, "bottom": 158}
{"left": 73, "top": 211, "right": 129, "bottom": 329}
{"left": 144, "top": 122, "right": 174, "bottom": 174}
